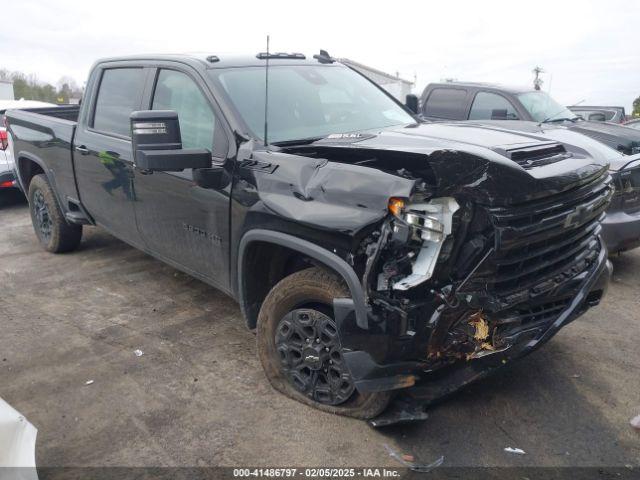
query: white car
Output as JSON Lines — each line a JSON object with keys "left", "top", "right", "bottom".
{"left": 1, "top": 100, "right": 56, "bottom": 190}
{"left": 0, "top": 396, "right": 37, "bottom": 469}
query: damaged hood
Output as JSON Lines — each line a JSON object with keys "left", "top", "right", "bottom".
{"left": 467, "top": 119, "right": 640, "bottom": 156}
{"left": 284, "top": 122, "right": 610, "bottom": 206}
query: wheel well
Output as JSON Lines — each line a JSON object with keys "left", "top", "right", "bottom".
{"left": 241, "top": 241, "right": 330, "bottom": 329}
{"left": 18, "top": 157, "right": 45, "bottom": 191}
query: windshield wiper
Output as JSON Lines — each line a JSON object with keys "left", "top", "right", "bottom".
{"left": 541, "top": 116, "right": 579, "bottom": 124}
{"left": 270, "top": 136, "right": 324, "bottom": 147}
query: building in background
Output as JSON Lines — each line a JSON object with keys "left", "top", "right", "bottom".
{"left": 0, "top": 80, "right": 15, "bottom": 101}
{"left": 339, "top": 58, "right": 413, "bottom": 102}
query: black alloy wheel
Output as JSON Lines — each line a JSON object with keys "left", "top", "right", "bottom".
{"left": 275, "top": 308, "right": 355, "bottom": 405}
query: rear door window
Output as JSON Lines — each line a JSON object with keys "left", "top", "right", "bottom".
{"left": 469, "top": 92, "right": 519, "bottom": 120}
{"left": 92, "top": 68, "right": 146, "bottom": 137}
{"left": 423, "top": 88, "right": 468, "bottom": 120}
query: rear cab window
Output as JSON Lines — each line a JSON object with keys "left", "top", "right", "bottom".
{"left": 423, "top": 88, "right": 468, "bottom": 120}
{"left": 92, "top": 68, "right": 146, "bottom": 137}
{"left": 575, "top": 110, "right": 614, "bottom": 121}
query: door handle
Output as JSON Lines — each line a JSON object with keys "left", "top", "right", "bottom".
{"left": 133, "top": 163, "right": 153, "bottom": 175}
{"left": 75, "top": 145, "right": 90, "bottom": 155}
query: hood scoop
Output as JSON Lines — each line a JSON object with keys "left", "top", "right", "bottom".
{"left": 502, "top": 142, "right": 571, "bottom": 170}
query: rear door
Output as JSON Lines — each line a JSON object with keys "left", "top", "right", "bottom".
{"left": 132, "top": 65, "right": 234, "bottom": 292}
{"left": 74, "top": 65, "right": 150, "bottom": 246}
{"left": 421, "top": 87, "right": 470, "bottom": 120}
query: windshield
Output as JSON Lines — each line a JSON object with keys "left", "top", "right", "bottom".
{"left": 211, "top": 65, "right": 415, "bottom": 144}
{"left": 517, "top": 91, "right": 578, "bottom": 122}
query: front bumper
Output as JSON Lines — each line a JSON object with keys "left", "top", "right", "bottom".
{"left": 602, "top": 209, "right": 640, "bottom": 253}
{"left": 334, "top": 238, "right": 612, "bottom": 404}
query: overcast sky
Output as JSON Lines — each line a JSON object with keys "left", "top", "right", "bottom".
{"left": 2, "top": 0, "right": 639, "bottom": 110}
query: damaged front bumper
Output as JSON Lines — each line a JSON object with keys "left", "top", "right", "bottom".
{"left": 333, "top": 237, "right": 612, "bottom": 413}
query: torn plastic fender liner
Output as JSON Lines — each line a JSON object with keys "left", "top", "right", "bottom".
{"left": 249, "top": 151, "right": 416, "bottom": 234}
{"left": 333, "top": 298, "right": 425, "bottom": 392}
{"left": 239, "top": 229, "right": 372, "bottom": 329}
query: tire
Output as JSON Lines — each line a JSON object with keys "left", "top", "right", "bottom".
{"left": 28, "top": 174, "right": 82, "bottom": 253}
{"left": 257, "top": 267, "right": 392, "bottom": 419}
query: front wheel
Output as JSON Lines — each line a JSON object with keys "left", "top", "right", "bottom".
{"left": 28, "top": 174, "right": 82, "bottom": 253}
{"left": 257, "top": 267, "right": 391, "bottom": 419}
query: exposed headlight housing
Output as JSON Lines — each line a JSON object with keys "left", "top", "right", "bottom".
{"left": 392, "top": 197, "right": 459, "bottom": 291}
{"left": 405, "top": 210, "right": 446, "bottom": 242}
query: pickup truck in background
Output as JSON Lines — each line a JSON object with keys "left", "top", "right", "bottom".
{"left": 625, "top": 119, "right": 640, "bottom": 130}
{"left": 6, "top": 53, "right": 613, "bottom": 423}
{"left": 419, "top": 82, "right": 640, "bottom": 155}
{"left": 568, "top": 105, "right": 627, "bottom": 124}
{"left": 416, "top": 82, "right": 640, "bottom": 253}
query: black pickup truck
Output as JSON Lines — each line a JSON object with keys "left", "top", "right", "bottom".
{"left": 7, "top": 53, "right": 613, "bottom": 423}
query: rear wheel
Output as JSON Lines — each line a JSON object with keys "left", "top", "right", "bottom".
{"left": 28, "top": 174, "right": 82, "bottom": 253}
{"left": 257, "top": 267, "right": 391, "bottom": 419}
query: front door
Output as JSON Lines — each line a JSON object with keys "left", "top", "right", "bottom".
{"left": 133, "top": 67, "right": 233, "bottom": 291}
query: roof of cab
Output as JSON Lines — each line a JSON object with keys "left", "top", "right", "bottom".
{"left": 94, "top": 53, "right": 344, "bottom": 70}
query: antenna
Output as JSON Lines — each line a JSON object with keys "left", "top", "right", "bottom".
{"left": 263, "top": 35, "right": 270, "bottom": 146}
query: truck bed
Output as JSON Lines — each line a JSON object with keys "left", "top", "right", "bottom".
{"left": 18, "top": 105, "right": 81, "bottom": 122}
{"left": 6, "top": 105, "right": 81, "bottom": 210}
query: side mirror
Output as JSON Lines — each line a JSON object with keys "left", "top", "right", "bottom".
{"left": 130, "top": 110, "right": 211, "bottom": 172}
{"left": 405, "top": 94, "right": 419, "bottom": 114}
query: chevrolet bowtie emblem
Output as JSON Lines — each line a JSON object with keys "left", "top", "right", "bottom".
{"left": 564, "top": 204, "right": 593, "bottom": 228}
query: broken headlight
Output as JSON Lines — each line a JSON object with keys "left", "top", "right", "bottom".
{"left": 405, "top": 210, "right": 446, "bottom": 242}
{"left": 390, "top": 197, "right": 460, "bottom": 291}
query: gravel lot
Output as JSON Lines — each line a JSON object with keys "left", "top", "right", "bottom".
{"left": 1, "top": 190, "right": 639, "bottom": 470}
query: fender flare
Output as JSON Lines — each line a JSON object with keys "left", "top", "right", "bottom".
{"left": 237, "top": 229, "right": 368, "bottom": 329}
{"left": 15, "top": 151, "right": 62, "bottom": 204}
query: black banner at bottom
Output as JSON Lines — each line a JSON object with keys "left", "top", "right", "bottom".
{"left": 0, "top": 467, "right": 638, "bottom": 480}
